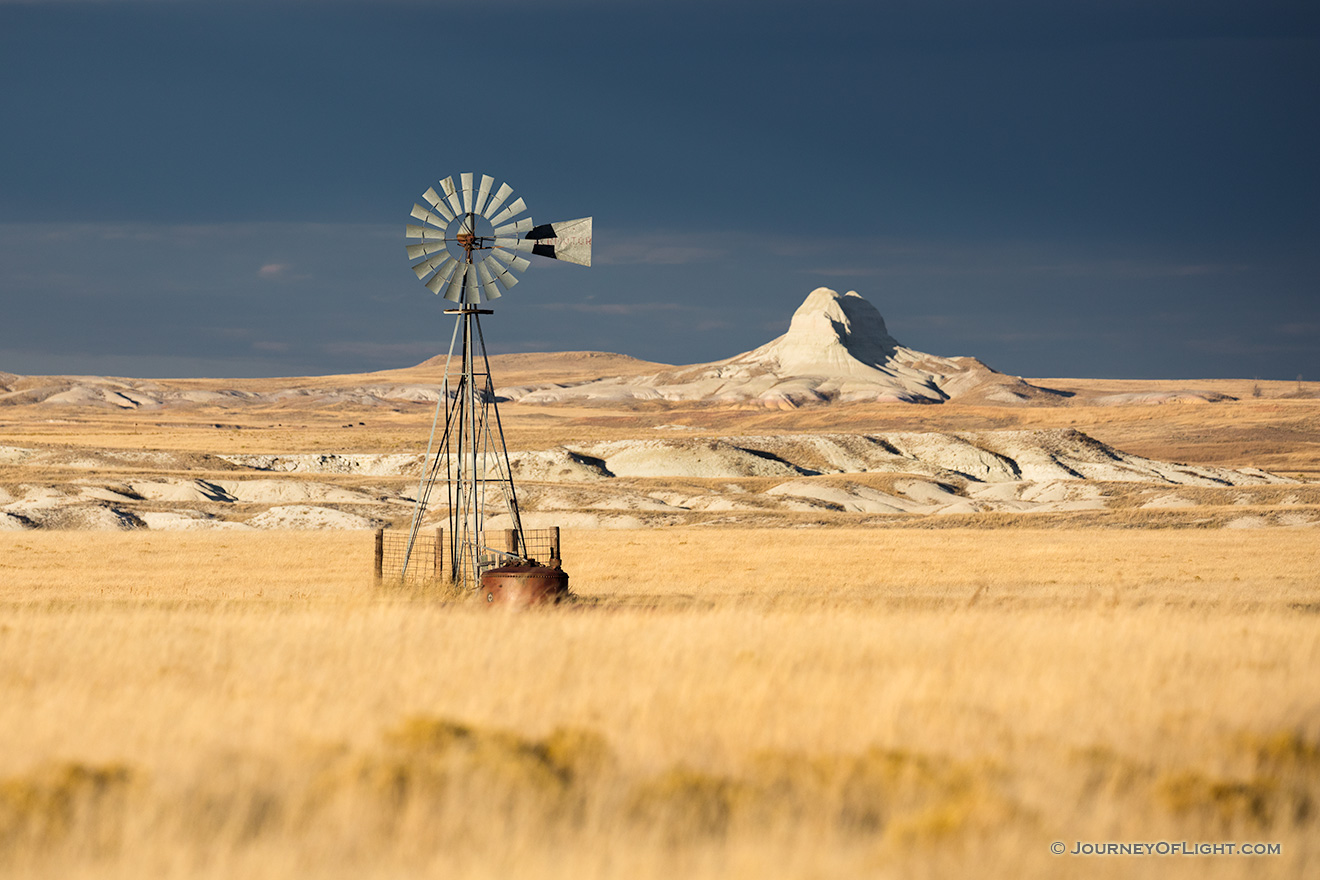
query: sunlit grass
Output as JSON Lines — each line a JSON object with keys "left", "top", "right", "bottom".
{"left": 0, "top": 528, "right": 1316, "bottom": 877}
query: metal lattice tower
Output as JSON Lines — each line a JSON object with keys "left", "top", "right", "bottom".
{"left": 401, "top": 173, "right": 591, "bottom": 587}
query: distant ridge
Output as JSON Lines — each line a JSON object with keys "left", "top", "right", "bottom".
{"left": 0, "top": 288, "right": 1275, "bottom": 410}
{"left": 499, "top": 287, "right": 1069, "bottom": 408}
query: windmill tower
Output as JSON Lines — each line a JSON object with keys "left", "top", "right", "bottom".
{"left": 402, "top": 173, "right": 591, "bottom": 597}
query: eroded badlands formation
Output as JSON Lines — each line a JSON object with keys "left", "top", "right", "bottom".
{"left": 0, "top": 428, "right": 1310, "bottom": 531}
{"left": 1, "top": 286, "right": 1314, "bottom": 530}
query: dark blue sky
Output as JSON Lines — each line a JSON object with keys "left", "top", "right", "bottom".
{"left": 1, "top": 0, "right": 1316, "bottom": 380}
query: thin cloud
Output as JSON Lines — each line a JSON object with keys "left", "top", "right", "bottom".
{"left": 805, "top": 243, "right": 1253, "bottom": 281}
{"left": 1021, "top": 261, "right": 1249, "bottom": 279}
{"left": 809, "top": 266, "right": 886, "bottom": 278}
{"left": 0, "top": 220, "right": 395, "bottom": 246}
{"left": 1185, "top": 337, "right": 1310, "bottom": 357}
{"left": 1278, "top": 322, "right": 1320, "bottom": 337}
{"left": 596, "top": 231, "right": 727, "bottom": 266}
{"left": 322, "top": 340, "right": 440, "bottom": 362}
{"left": 536, "top": 302, "right": 688, "bottom": 316}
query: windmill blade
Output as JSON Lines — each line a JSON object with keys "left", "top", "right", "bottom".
{"left": 484, "top": 182, "right": 514, "bottom": 218}
{"left": 443, "top": 264, "right": 467, "bottom": 302}
{"left": 474, "top": 175, "right": 494, "bottom": 216}
{"left": 406, "top": 224, "right": 448, "bottom": 242}
{"left": 526, "top": 217, "right": 592, "bottom": 267}
{"left": 464, "top": 266, "right": 481, "bottom": 305}
{"left": 493, "top": 217, "right": 533, "bottom": 237}
{"left": 421, "top": 188, "right": 455, "bottom": 222}
{"left": 488, "top": 197, "right": 528, "bottom": 228}
{"left": 424, "top": 257, "right": 461, "bottom": 293}
{"left": 490, "top": 248, "right": 531, "bottom": 273}
{"left": 476, "top": 258, "right": 502, "bottom": 301}
{"left": 439, "top": 176, "right": 463, "bottom": 217}
{"left": 410, "top": 204, "right": 450, "bottom": 230}
{"left": 476, "top": 258, "right": 495, "bottom": 286}
{"left": 412, "top": 252, "right": 456, "bottom": 281}
{"left": 485, "top": 262, "right": 508, "bottom": 283}
{"left": 460, "top": 173, "right": 474, "bottom": 214}
{"left": 485, "top": 257, "right": 521, "bottom": 291}
{"left": 492, "top": 237, "right": 535, "bottom": 253}
{"left": 406, "top": 240, "right": 449, "bottom": 260}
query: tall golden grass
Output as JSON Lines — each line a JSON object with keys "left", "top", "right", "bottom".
{"left": 1, "top": 528, "right": 1317, "bottom": 878}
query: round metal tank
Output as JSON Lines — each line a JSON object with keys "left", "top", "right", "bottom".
{"left": 479, "top": 564, "right": 569, "bottom": 608}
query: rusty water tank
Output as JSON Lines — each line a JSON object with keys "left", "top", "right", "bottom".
{"left": 479, "top": 563, "right": 569, "bottom": 607}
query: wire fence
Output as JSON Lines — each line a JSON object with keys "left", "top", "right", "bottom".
{"left": 377, "top": 528, "right": 448, "bottom": 584}
{"left": 519, "top": 528, "right": 562, "bottom": 566}
{"left": 375, "top": 526, "right": 562, "bottom": 584}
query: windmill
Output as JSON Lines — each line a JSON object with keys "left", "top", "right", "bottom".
{"left": 402, "top": 173, "right": 591, "bottom": 598}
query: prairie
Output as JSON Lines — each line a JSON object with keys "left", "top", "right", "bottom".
{"left": 2, "top": 356, "right": 1318, "bottom": 876}
{"left": 2, "top": 528, "right": 1317, "bottom": 878}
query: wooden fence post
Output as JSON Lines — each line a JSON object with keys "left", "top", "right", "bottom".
{"left": 374, "top": 528, "right": 384, "bottom": 584}
{"left": 549, "top": 526, "right": 561, "bottom": 564}
{"left": 434, "top": 528, "right": 444, "bottom": 580}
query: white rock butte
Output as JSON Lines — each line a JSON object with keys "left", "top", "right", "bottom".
{"left": 750, "top": 287, "right": 905, "bottom": 374}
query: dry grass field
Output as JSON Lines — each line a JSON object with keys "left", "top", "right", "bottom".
{"left": 2, "top": 360, "right": 1318, "bottom": 876}
{"left": 2, "top": 528, "right": 1317, "bottom": 879}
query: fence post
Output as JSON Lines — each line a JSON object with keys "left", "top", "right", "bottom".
{"left": 504, "top": 528, "right": 518, "bottom": 558}
{"left": 434, "top": 528, "right": 443, "bottom": 580}
{"left": 549, "top": 526, "right": 561, "bottom": 564}
{"left": 374, "top": 528, "right": 384, "bottom": 584}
